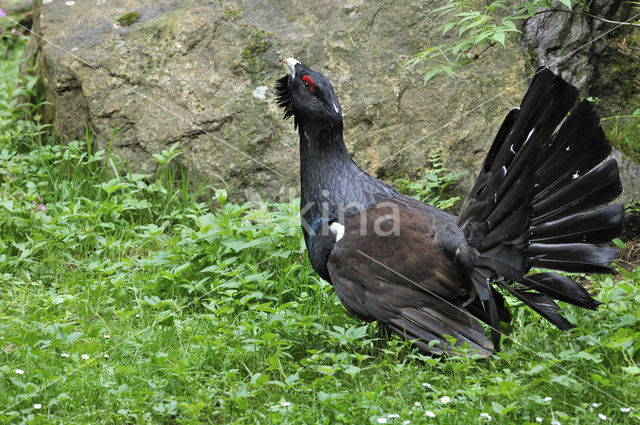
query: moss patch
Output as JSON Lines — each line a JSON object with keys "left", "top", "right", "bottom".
{"left": 240, "top": 28, "right": 272, "bottom": 68}
{"left": 117, "top": 11, "right": 141, "bottom": 27}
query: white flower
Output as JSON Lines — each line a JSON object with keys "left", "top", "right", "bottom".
{"left": 598, "top": 414, "right": 607, "bottom": 420}
{"left": 403, "top": 421, "right": 411, "bottom": 425}
{"left": 280, "top": 401, "right": 291, "bottom": 407}
{"left": 440, "top": 396, "right": 451, "bottom": 404}
{"left": 388, "top": 414, "right": 400, "bottom": 418}
{"left": 480, "top": 412, "right": 492, "bottom": 421}
{"left": 103, "top": 334, "right": 111, "bottom": 339}
{"left": 60, "top": 353, "right": 69, "bottom": 358}
{"left": 544, "top": 397, "right": 552, "bottom": 402}
{"left": 33, "top": 403, "right": 42, "bottom": 409}
{"left": 81, "top": 354, "right": 90, "bottom": 360}
{"left": 15, "top": 369, "right": 24, "bottom": 375}
{"left": 620, "top": 407, "right": 631, "bottom": 413}
{"left": 592, "top": 403, "right": 601, "bottom": 408}
{"left": 551, "top": 421, "right": 561, "bottom": 425}
{"left": 536, "top": 418, "right": 543, "bottom": 423}
{"left": 414, "top": 401, "right": 421, "bottom": 407}
{"left": 136, "top": 313, "right": 141, "bottom": 318}
{"left": 422, "top": 383, "right": 432, "bottom": 389}
{"left": 104, "top": 354, "right": 110, "bottom": 359}
{"left": 425, "top": 410, "right": 436, "bottom": 418}
{"left": 377, "top": 418, "right": 387, "bottom": 424}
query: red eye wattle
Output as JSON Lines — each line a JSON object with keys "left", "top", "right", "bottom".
{"left": 302, "top": 75, "right": 315, "bottom": 93}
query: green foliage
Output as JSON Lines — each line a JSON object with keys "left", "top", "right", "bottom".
{"left": 1, "top": 40, "right": 639, "bottom": 424}
{"left": 407, "top": 0, "right": 640, "bottom": 82}
{"left": 602, "top": 108, "right": 640, "bottom": 164}
{"left": 395, "top": 149, "right": 463, "bottom": 211}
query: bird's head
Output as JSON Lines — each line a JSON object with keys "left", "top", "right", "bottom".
{"left": 275, "top": 58, "right": 342, "bottom": 131}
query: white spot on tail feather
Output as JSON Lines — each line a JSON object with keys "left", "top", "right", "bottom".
{"left": 525, "top": 128, "right": 535, "bottom": 144}
{"left": 330, "top": 222, "right": 345, "bottom": 242}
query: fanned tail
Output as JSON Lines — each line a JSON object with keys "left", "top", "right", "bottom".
{"left": 458, "top": 68, "right": 623, "bottom": 348}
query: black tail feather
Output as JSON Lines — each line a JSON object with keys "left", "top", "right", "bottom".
{"left": 522, "top": 272, "right": 602, "bottom": 310}
{"left": 497, "top": 281, "right": 575, "bottom": 331}
{"left": 531, "top": 158, "right": 622, "bottom": 225}
{"left": 527, "top": 243, "right": 619, "bottom": 273}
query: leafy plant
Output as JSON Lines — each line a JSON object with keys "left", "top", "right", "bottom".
{"left": 395, "top": 149, "right": 463, "bottom": 211}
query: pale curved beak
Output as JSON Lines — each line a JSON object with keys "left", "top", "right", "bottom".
{"left": 282, "top": 58, "right": 300, "bottom": 79}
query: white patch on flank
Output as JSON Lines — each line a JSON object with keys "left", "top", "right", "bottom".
{"left": 252, "top": 85, "right": 268, "bottom": 100}
{"left": 330, "top": 222, "right": 345, "bottom": 242}
{"left": 524, "top": 128, "right": 535, "bottom": 144}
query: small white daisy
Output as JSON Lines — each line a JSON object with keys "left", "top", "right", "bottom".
{"left": 15, "top": 369, "right": 24, "bottom": 375}
{"left": 377, "top": 418, "right": 387, "bottom": 424}
{"left": 598, "top": 414, "right": 607, "bottom": 420}
{"left": 104, "top": 353, "right": 110, "bottom": 359}
{"left": 544, "top": 397, "right": 552, "bottom": 402}
{"left": 414, "top": 401, "right": 421, "bottom": 407}
{"left": 81, "top": 354, "right": 90, "bottom": 360}
{"left": 422, "top": 383, "right": 432, "bottom": 389}
{"left": 103, "top": 334, "right": 111, "bottom": 339}
{"left": 480, "top": 412, "right": 492, "bottom": 421}
{"left": 280, "top": 401, "right": 291, "bottom": 407}
{"left": 536, "top": 418, "right": 543, "bottom": 423}
{"left": 551, "top": 421, "right": 561, "bottom": 425}
{"left": 136, "top": 313, "right": 141, "bottom": 318}
{"left": 403, "top": 421, "right": 411, "bottom": 425}
{"left": 388, "top": 414, "right": 400, "bottom": 418}
{"left": 33, "top": 403, "right": 42, "bottom": 409}
{"left": 425, "top": 410, "right": 436, "bottom": 418}
{"left": 620, "top": 407, "right": 631, "bottom": 413}
{"left": 60, "top": 353, "right": 69, "bottom": 358}
{"left": 592, "top": 403, "right": 601, "bottom": 408}
{"left": 440, "top": 396, "right": 451, "bottom": 404}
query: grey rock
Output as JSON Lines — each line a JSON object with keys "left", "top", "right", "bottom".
{"left": 24, "top": 0, "right": 529, "bottom": 201}
{"left": 24, "top": 0, "right": 638, "bottom": 204}
{"left": 522, "top": 0, "right": 629, "bottom": 89}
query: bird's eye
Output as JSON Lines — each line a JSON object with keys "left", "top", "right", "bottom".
{"left": 302, "top": 75, "right": 315, "bottom": 93}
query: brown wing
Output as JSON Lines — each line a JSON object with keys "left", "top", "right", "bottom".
{"left": 327, "top": 198, "right": 494, "bottom": 357}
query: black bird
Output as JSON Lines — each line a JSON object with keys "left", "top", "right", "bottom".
{"left": 275, "top": 58, "right": 623, "bottom": 357}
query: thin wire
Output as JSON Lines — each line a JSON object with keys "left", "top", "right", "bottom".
{"left": 363, "top": 10, "right": 640, "bottom": 174}
{"left": 1, "top": 16, "right": 283, "bottom": 177}
{"left": 356, "top": 249, "right": 636, "bottom": 413}
{"left": 0, "top": 249, "right": 287, "bottom": 414}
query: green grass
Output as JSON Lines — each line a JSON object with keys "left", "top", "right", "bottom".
{"left": 1, "top": 41, "right": 640, "bottom": 425}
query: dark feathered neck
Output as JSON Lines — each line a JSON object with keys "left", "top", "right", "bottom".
{"left": 298, "top": 122, "right": 398, "bottom": 240}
